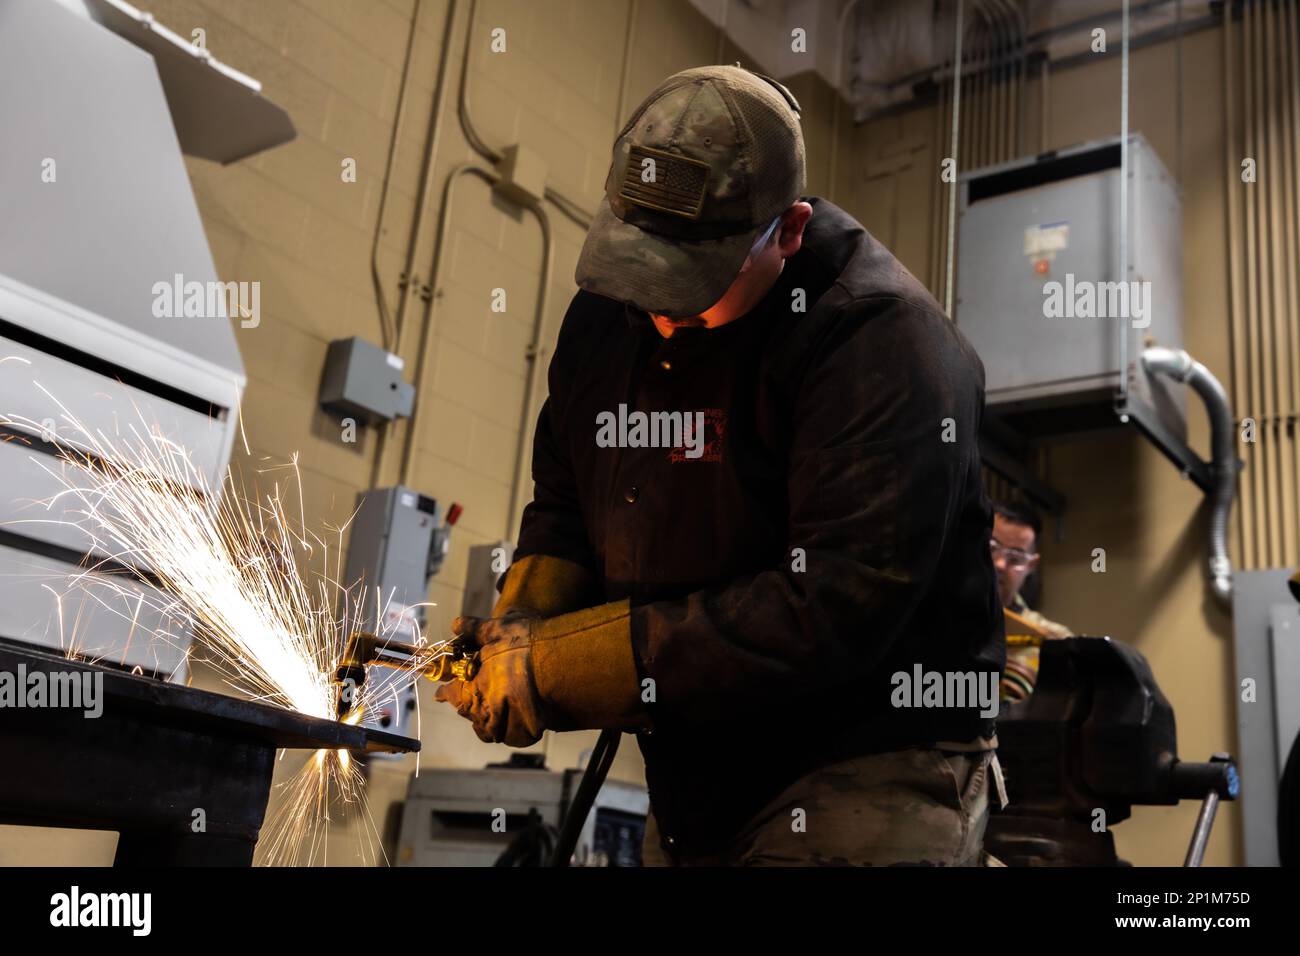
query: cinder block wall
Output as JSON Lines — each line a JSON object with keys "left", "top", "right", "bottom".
{"left": 0, "top": 0, "right": 848, "bottom": 865}
{"left": 843, "top": 27, "right": 1240, "bottom": 866}
{"left": 174, "top": 0, "right": 673, "bottom": 864}
{"left": 2, "top": 0, "right": 1237, "bottom": 870}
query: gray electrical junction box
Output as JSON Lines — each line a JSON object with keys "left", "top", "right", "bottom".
{"left": 319, "top": 336, "right": 415, "bottom": 425}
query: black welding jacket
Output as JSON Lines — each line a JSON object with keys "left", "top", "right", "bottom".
{"left": 515, "top": 197, "right": 1004, "bottom": 853}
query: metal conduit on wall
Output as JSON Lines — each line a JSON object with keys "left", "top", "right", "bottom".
{"left": 929, "top": 0, "right": 1038, "bottom": 504}
{"left": 929, "top": 0, "right": 1029, "bottom": 302}
{"left": 366, "top": 0, "right": 643, "bottom": 541}
{"left": 1224, "top": 0, "right": 1300, "bottom": 571}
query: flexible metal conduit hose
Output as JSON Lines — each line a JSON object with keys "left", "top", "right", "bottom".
{"left": 1141, "top": 347, "right": 1238, "bottom": 605}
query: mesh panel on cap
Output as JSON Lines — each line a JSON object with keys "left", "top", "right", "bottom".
{"left": 724, "top": 78, "right": 806, "bottom": 221}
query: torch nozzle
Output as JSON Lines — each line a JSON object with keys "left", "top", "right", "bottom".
{"left": 333, "top": 631, "right": 478, "bottom": 720}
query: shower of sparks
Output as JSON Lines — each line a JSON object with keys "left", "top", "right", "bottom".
{"left": 1, "top": 381, "right": 450, "bottom": 866}
{"left": 255, "top": 713, "right": 388, "bottom": 867}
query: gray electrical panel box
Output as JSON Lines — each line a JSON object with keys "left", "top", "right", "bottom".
{"left": 343, "top": 485, "right": 456, "bottom": 743}
{"left": 956, "top": 134, "right": 1184, "bottom": 439}
{"left": 1231, "top": 568, "right": 1300, "bottom": 867}
{"left": 462, "top": 541, "right": 514, "bottom": 619}
{"left": 319, "top": 337, "right": 415, "bottom": 425}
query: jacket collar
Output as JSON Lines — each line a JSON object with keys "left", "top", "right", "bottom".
{"left": 624, "top": 302, "right": 649, "bottom": 328}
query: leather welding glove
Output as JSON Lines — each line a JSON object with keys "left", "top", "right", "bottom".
{"left": 434, "top": 599, "right": 648, "bottom": 747}
{"left": 433, "top": 553, "right": 598, "bottom": 745}
{"left": 435, "top": 611, "right": 543, "bottom": 746}
{"left": 490, "top": 553, "right": 600, "bottom": 619}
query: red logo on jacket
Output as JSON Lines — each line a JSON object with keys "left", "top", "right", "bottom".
{"left": 669, "top": 408, "right": 725, "bottom": 463}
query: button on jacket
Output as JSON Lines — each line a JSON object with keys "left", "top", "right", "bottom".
{"left": 514, "top": 197, "right": 1004, "bottom": 854}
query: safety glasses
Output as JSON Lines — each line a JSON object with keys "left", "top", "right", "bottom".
{"left": 990, "top": 538, "right": 1037, "bottom": 570}
{"left": 737, "top": 215, "right": 783, "bottom": 275}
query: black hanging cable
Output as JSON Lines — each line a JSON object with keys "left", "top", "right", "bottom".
{"left": 549, "top": 729, "right": 621, "bottom": 867}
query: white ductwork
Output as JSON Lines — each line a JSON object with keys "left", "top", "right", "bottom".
{"left": 0, "top": 0, "right": 293, "bottom": 678}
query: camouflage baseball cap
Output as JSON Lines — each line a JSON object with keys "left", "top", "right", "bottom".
{"left": 575, "top": 65, "right": 806, "bottom": 318}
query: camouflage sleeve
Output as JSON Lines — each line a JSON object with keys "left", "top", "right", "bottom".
{"left": 1016, "top": 605, "right": 1073, "bottom": 639}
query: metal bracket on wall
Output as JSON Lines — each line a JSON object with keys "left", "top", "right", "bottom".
{"left": 1115, "top": 394, "right": 1216, "bottom": 494}
{"left": 979, "top": 417, "right": 1066, "bottom": 517}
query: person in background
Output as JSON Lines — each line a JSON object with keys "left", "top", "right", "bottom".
{"left": 991, "top": 499, "right": 1072, "bottom": 701}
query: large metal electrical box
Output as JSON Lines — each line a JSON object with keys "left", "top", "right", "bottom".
{"left": 1231, "top": 569, "right": 1300, "bottom": 867}
{"left": 343, "top": 486, "right": 456, "bottom": 742}
{"left": 956, "top": 134, "right": 1184, "bottom": 439}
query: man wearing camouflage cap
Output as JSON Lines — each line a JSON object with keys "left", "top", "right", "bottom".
{"left": 438, "top": 65, "right": 1006, "bottom": 866}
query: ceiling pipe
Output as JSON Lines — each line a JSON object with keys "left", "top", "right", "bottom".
{"left": 858, "top": 0, "right": 1215, "bottom": 122}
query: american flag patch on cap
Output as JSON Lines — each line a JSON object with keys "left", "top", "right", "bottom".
{"left": 619, "top": 145, "right": 709, "bottom": 219}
